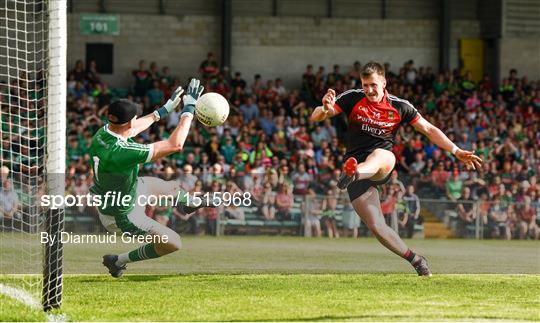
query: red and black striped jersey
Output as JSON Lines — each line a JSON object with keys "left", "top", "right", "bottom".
{"left": 333, "top": 89, "right": 420, "bottom": 156}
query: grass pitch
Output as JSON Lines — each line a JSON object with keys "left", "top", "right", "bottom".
{"left": 1, "top": 236, "right": 539, "bottom": 321}
{"left": 3, "top": 274, "right": 539, "bottom": 322}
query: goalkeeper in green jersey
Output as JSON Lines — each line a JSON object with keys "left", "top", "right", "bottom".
{"left": 89, "top": 78, "right": 207, "bottom": 278}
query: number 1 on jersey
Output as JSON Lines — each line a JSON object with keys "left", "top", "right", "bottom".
{"left": 93, "top": 156, "right": 100, "bottom": 181}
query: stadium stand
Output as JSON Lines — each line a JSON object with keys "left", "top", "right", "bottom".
{"left": 11, "top": 55, "right": 537, "bottom": 239}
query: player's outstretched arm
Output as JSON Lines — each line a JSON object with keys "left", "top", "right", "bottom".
{"left": 128, "top": 113, "right": 160, "bottom": 138}
{"left": 412, "top": 116, "right": 483, "bottom": 170}
{"left": 311, "top": 89, "right": 340, "bottom": 122}
{"left": 150, "top": 79, "right": 204, "bottom": 161}
{"left": 129, "top": 85, "right": 184, "bottom": 137}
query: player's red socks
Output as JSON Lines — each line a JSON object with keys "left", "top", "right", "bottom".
{"left": 403, "top": 249, "right": 417, "bottom": 264}
{"left": 343, "top": 157, "right": 358, "bottom": 177}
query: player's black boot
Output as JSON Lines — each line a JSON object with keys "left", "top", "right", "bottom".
{"left": 102, "top": 255, "right": 126, "bottom": 278}
{"left": 337, "top": 157, "right": 358, "bottom": 190}
{"left": 412, "top": 255, "right": 432, "bottom": 277}
{"left": 337, "top": 173, "right": 355, "bottom": 190}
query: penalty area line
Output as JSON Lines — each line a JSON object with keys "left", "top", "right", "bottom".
{"left": 0, "top": 283, "right": 69, "bottom": 322}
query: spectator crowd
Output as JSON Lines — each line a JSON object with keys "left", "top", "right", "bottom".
{"left": 3, "top": 52, "right": 537, "bottom": 240}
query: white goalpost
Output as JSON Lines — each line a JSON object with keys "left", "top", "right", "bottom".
{"left": 0, "top": 0, "right": 66, "bottom": 311}
{"left": 44, "top": 0, "right": 66, "bottom": 311}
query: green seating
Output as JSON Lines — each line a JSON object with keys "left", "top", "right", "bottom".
{"left": 222, "top": 203, "right": 302, "bottom": 235}
{"left": 264, "top": 220, "right": 281, "bottom": 226}
{"left": 245, "top": 220, "right": 265, "bottom": 226}
{"left": 281, "top": 220, "right": 299, "bottom": 227}
{"left": 226, "top": 219, "right": 245, "bottom": 226}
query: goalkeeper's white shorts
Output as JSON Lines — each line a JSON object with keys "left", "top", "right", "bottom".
{"left": 97, "top": 176, "right": 181, "bottom": 243}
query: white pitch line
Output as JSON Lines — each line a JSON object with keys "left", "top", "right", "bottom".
{"left": 0, "top": 283, "right": 68, "bottom": 322}
{"left": 0, "top": 283, "right": 41, "bottom": 309}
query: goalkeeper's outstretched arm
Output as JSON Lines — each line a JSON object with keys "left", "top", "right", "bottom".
{"left": 149, "top": 79, "right": 204, "bottom": 162}
{"left": 151, "top": 114, "right": 193, "bottom": 161}
{"left": 128, "top": 113, "right": 159, "bottom": 138}
{"left": 129, "top": 85, "right": 185, "bottom": 137}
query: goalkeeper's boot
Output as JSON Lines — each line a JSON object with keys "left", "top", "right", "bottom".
{"left": 337, "top": 157, "right": 358, "bottom": 190}
{"left": 102, "top": 255, "right": 126, "bottom": 278}
{"left": 178, "top": 194, "right": 221, "bottom": 215}
{"left": 412, "top": 255, "right": 432, "bottom": 277}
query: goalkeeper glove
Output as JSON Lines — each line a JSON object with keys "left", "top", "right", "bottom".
{"left": 181, "top": 78, "right": 204, "bottom": 116}
{"left": 154, "top": 85, "right": 184, "bottom": 121}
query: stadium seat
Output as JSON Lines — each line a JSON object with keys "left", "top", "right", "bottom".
{"left": 226, "top": 219, "right": 246, "bottom": 226}
{"left": 245, "top": 220, "right": 265, "bottom": 226}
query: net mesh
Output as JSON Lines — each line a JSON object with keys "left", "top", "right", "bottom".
{"left": 0, "top": 0, "right": 65, "bottom": 311}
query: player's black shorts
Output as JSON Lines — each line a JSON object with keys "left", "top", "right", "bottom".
{"left": 346, "top": 151, "right": 393, "bottom": 202}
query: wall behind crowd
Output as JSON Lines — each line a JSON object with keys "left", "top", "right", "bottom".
{"left": 66, "top": 0, "right": 540, "bottom": 87}
{"left": 67, "top": 14, "right": 479, "bottom": 87}
{"left": 66, "top": 14, "right": 220, "bottom": 87}
{"left": 66, "top": 0, "right": 485, "bottom": 88}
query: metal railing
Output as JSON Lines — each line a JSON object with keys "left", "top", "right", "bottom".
{"left": 61, "top": 192, "right": 540, "bottom": 239}
{"left": 419, "top": 198, "right": 539, "bottom": 240}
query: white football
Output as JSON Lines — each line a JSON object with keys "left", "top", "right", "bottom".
{"left": 195, "top": 92, "right": 229, "bottom": 127}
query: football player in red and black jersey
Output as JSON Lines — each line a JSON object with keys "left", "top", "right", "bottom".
{"left": 311, "top": 62, "right": 482, "bottom": 276}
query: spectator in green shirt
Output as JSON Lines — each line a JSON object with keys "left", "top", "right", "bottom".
{"left": 446, "top": 170, "right": 464, "bottom": 201}
{"left": 219, "top": 136, "right": 237, "bottom": 164}
{"left": 461, "top": 71, "right": 476, "bottom": 91}
{"left": 67, "top": 137, "right": 86, "bottom": 162}
{"left": 433, "top": 74, "right": 447, "bottom": 96}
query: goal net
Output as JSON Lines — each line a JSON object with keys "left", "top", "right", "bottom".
{"left": 0, "top": 0, "right": 66, "bottom": 311}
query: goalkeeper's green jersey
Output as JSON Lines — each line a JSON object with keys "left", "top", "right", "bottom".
{"left": 89, "top": 125, "right": 153, "bottom": 217}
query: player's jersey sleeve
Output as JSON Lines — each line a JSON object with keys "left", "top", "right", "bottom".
{"left": 394, "top": 98, "right": 421, "bottom": 125}
{"left": 333, "top": 89, "right": 365, "bottom": 116}
{"left": 115, "top": 141, "right": 154, "bottom": 166}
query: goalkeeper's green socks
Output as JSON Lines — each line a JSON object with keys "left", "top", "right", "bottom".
{"left": 115, "top": 243, "right": 160, "bottom": 266}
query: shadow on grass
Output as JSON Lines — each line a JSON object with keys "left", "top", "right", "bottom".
{"left": 229, "top": 313, "right": 519, "bottom": 322}
{"left": 122, "top": 275, "right": 165, "bottom": 282}
{"left": 72, "top": 275, "right": 167, "bottom": 283}
{"left": 229, "top": 314, "right": 419, "bottom": 322}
